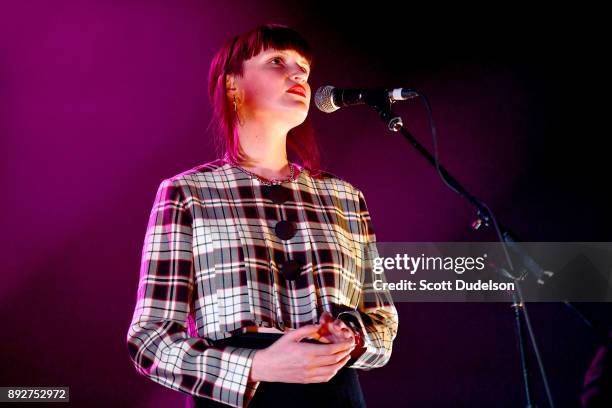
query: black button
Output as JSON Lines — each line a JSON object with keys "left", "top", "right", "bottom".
{"left": 275, "top": 220, "right": 296, "bottom": 240}
{"left": 262, "top": 185, "right": 292, "bottom": 205}
{"left": 280, "top": 259, "right": 303, "bottom": 280}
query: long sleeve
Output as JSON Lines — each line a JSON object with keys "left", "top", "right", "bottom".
{"left": 337, "top": 189, "right": 399, "bottom": 369}
{"left": 126, "top": 178, "right": 260, "bottom": 408}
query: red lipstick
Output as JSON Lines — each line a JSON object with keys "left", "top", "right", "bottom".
{"left": 287, "top": 84, "right": 306, "bottom": 97}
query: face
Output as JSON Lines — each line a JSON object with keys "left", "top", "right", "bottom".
{"left": 228, "top": 47, "right": 311, "bottom": 128}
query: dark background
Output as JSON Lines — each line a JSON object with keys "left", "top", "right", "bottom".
{"left": 1, "top": 1, "right": 610, "bottom": 407}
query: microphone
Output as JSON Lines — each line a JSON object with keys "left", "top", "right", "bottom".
{"left": 314, "top": 85, "right": 419, "bottom": 113}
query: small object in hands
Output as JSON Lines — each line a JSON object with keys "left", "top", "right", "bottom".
{"left": 351, "top": 329, "right": 364, "bottom": 350}
{"left": 315, "top": 311, "right": 356, "bottom": 346}
{"left": 302, "top": 330, "right": 324, "bottom": 344}
{"left": 317, "top": 311, "right": 334, "bottom": 339}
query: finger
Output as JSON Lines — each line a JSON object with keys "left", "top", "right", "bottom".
{"left": 319, "top": 311, "right": 334, "bottom": 324}
{"left": 304, "top": 331, "right": 323, "bottom": 342}
{"left": 312, "top": 332, "right": 332, "bottom": 343}
{"left": 311, "top": 343, "right": 355, "bottom": 365}
{"left": 318, "top": 332, "right": 343, "bottom": 345}
{"left": 283, "top": 324, "right": 322, "bottom": 342}
{"left": 301, "top": 339, "right": 355, "bottom": 356}
{"left": 308, "top": 354, "right": 352, "bottom": 381}
{"left": 340, "top": 327, "right": 354, "bottom": 339}
{"left": 324, "top": 330, "right": 346, "bottom": 344}
{"left": 320, "top": 324, "right": 347, "bottom": 340}
{"left": 327, "top": 322, "right": 352, "bottom": 341}
{"left": 334, "top": 319, "right": 350, "bottom": 331}
{"left": 317, "top": 321, "right": 331, "bottom": 338}
{"left": 306, "top": 331, "right": 338, "bottom": 344}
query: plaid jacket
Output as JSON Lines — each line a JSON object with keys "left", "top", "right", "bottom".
{"left": 126, "top": 158, "right": 399, "bottom": 407}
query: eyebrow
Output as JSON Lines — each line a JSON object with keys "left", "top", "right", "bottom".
{"left": 270, "top": 50, "right": 310, "bottom": 69}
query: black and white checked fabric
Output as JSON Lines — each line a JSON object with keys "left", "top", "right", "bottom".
{"left": 126, "top": 158, "right": 399, "bottom": 407}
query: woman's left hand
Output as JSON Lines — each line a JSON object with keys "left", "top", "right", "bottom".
{"left": 315, "top": 311, "right": 355, "bottom": 344}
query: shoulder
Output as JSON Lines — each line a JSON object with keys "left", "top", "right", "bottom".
{"left": 157, "top": 158, "right": 232, "bottom": 190}
{"left": 165, "top": 158, "right": 228, "bottom": 183}
{"left": 307, "top": 168, "right": 364, "bottom": 197}
{"left": 153, "top": 158, "right": 229, "bottom": 200}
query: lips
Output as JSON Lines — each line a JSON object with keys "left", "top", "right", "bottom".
{"left": 287, "top": 85, "right": 306, "bottom": 98}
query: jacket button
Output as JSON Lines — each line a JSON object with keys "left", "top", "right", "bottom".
{"left": 280, "top": 259, "right": 303, "bottom": 280}
{"left": 275, "top": 220, "right": 296, "bottom": 240}
{"left": 262, "top": 185, "right": 292, "bottom": 205}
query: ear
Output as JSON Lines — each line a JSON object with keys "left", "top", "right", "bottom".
{"left": 225, "top": 74, "right": 237, "bottom": 92}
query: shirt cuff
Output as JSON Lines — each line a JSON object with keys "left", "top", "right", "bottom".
{"left": 220, "top": 346, "right": 261, "bottom": 407}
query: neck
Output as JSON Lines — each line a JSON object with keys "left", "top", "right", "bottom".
{"left": 235, "top": 116, "right": 292, "bottom": 178}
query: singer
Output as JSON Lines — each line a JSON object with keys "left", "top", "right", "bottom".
{"left": 126, "top": 23, "right": 399, "bottom": 408}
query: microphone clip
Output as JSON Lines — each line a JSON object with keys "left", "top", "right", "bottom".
{"left": 366, "top": 96, "right": 404, "bottom": 132}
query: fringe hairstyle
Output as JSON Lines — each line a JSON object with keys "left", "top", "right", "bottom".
{"left": 207, "top": 23, "right": 321, "bottom": 173}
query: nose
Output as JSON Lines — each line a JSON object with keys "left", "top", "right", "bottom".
{"left": 291, "top": 69, "right": 308, "bottom": 84}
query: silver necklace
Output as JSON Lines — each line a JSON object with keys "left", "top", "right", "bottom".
{"left": 226, "top": 158, "right": 297, "bottom": 186}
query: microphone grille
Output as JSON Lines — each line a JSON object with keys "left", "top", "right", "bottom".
{"left": 314, "top": 85, "right": 338, "bottom": 113}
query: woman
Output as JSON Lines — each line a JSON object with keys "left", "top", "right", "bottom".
{"left": 126, "top": 23, "right": 399, "bottom": 408}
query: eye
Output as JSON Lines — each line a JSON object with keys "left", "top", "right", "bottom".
{"left": 270, "top": 56, "right": 310, "bottom": 75}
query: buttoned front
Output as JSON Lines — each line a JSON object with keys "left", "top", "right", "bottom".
{"left": 126, "top": 158, "right": 399, "bottom": 408}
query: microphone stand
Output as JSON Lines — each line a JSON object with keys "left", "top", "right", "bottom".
{"left": 364, "top": 94, "right": 553, "bottom": 408}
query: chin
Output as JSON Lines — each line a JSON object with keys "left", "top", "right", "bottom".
{"left": 290, "top": 112, "right": 309, "bottom": 127}
{"left": 278, "top": 107, "right": 309, "bottom": 127}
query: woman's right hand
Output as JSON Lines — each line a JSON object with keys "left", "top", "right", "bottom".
{"left": 249, "top": 324, "right": 355, "bottom": 383}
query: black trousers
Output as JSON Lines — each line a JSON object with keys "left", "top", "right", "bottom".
{"left": 187, "top": 332, "right": 367, "bottom": 408}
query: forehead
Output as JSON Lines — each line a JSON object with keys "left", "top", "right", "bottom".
{"left": 257, "top": 48, "right": 310, "bottom": 66}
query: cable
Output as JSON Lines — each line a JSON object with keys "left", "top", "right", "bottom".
{"left": 415, "top": 90, "right": 555, "bottom": 408}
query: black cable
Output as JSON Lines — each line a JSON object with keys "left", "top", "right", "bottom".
{"left": 415, "top": 90, "right": 556, "bottom": 408}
